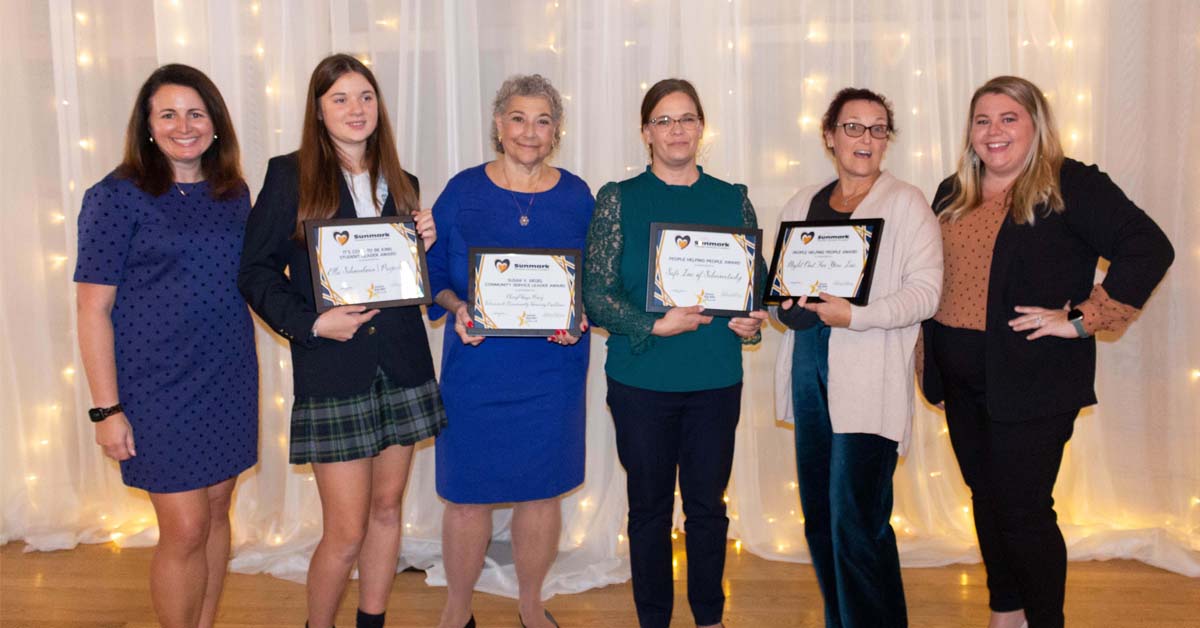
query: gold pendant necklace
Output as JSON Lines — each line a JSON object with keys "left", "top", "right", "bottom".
{"left": 500, "top": 167, "right": 539, "bottom": 227}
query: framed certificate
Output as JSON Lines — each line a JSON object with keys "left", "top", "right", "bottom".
{"left": 467, "top": 247, "right": 583, "bottom": 336}
{"left": 645, "top": 222, "right": 763, "bottom": 317}
{"left": 762, "top": 219, "right": 884, "bottom": 306}
{"left": 306, "top": 216, "right": 432, "bottom": 313}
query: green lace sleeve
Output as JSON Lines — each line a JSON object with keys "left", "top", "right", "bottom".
{"left": 583, "top": 182, "right": 660, "bottom": 354}
{"left": 738, "top": 184, "right": 765, "bottom": 346}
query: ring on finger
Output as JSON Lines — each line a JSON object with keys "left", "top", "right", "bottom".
{"left": 1036, "top": 315, "right": 1044, "bottom": 326}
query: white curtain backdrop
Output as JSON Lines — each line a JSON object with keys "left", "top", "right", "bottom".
{"left": 3, "top": 0, "right": 1197, "bottom": 598}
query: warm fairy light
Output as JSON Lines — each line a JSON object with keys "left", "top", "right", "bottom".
{"left": 138, "top": 516, "right": 149, "bottom": 524}
{"left": 913, "top": 150, "right": 923, "bottom": 158}
{"left": 374, "top": 18, "right": 399, "bottom": 30}
{"left": 726, "top": 40, "right": 734, "bottom": 50}
{"left": 929, "top": 471, "right": 942, "bottom": 478}
{"left": 99, "top": 514, "right": 108, "bottom": 521}
{"left": 50, "top": 212, "right": 66, "bottom": 224}
{"left": 911, "top": 107, "right": 919, "bottom": 116}
{"left": 49, "top": 254, "right": 69, "bottom": 269}
{"left": 1048, "top": 39, "right": 1058, "bottom": 47}
{"left": 891, "top": 516, "right": 902, "bottom": 524}
{"left": 306, "top": 474, "right": 315, "bottom": 481}
{"left": 962, "top": 506, "right": 971, "bottom": 514}
{"left": 1065, "top": 39, "right": 1075, "bottom": 49}
{"left": 798, "top": 114, "right": 814, "bottom": 130}
{"left": 256, "top": 44, "right": 265, "bottom": 58}
{"left": 766, "top": 517, "right": 776, "bottom": 523}
{"left": 1021, "top": 39, "right": 1030, "bottom": 47}
{"left": 62, "top": 366, "right": 75, "bottom": 381}
{"left": 1190, "top": 496, "right": 1200, "bottom": 507}
{"left": 776, "top": 542, "right": 788, "bottom": 552}
{"left": 38, "top": 439, "right": 49, "bottom": 446}
{"left": 78, "top": 138, "right": 94, "bottom": 151}
{"left": 274, "top": 394, "right": 285, "bottom": 407}
{"left": 806, "top": 22, "right": 827, "bottom": 43}
{"left": 960, "top": 573, "right": 969, "bottom": 586}
{"left": 110, "top": 532, "right": 124, "bottom": 541}
{"left": 940, "top": 426, "right": 949, "bottom": 435}
{"left": 75, "top": 11, "right": 88, "bottom": 24}
{"left": 176, "top": 34, "right": 187, "bottom": 47}
{"left": 169, "top": 0, "right": 180, "bottom": 7}
{"left": 913, "top": 69, "right": 923, "bottom": 77}
{"left": 1076, "top": 92, "right": 1087, "bottom": 102}
{"left": 265, "top": 85, "right": 275, "bottom": 96}
{"left": 77, "top": 51, "right": 93, "bottom": 66}
{"left": 358, "top": 55, "right": 372, "bottom": 66}
{"left": 250, "top": 3, "right": 260, "bottom": 16}
{"left": 278, "top": 435, "right": 287, "bottom": 448}
{"left": 900, "top": 32, "right": 910, "bottom": 44}
{"left": 639, "top": 81, "right": 648, "bottom": 91}
{"left": 722, "top": 493, "right": 730, "bottom": 504}
{"left": 545, "top": 34, "right": 559, "bottom": 55}
{"left": 271, "top": 534, "right": 283, "bottom": 545}
{"left": 26, "top": 474, "right": 38, "bottom": 482}
{"left": 623, "top": 39, "right": 637, "bottom": 47}
{"left": 671, "top": 530, "right": 678, "bottom": 540}
{"left": 1070, "top": 130, "right": 1080, "bottom": 143}
{"left": 278, "top": 359, "right": 290, "bottom": 369}
{"left": 788, "top": 481, "right": 798, "bottom": 491}
{"left": 1188, "top": 369, "right": 1200, "bottom": 381}
{"left": 734, "top": 539, "right": 742, "bottom": 553}
{"left": 579, "top": 497, "right": 591, "bottom": 511}
{"left": 69, "top": 180, "right": 76, "bottom": 191}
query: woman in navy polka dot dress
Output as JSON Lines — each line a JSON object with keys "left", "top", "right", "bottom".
{"left": 74, "top": 65, "right": 258, "bottom": 628}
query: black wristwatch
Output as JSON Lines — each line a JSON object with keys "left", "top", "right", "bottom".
{"left": 88, "top": 403, "right": 124, "bottom": 423}
{"left": 1067, "top": 308, "right": 1089, "bottom": 338}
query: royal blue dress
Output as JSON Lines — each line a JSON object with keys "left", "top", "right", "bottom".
{"left": 74, "top": 174, "right": 259, "bottom": 494}
{"left": 428, "top": 164, "right": 593, "bottom": 503}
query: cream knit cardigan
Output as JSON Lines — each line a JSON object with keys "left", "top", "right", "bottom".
{"left": 773, "top": 171, "right": 943, "bottom": 455}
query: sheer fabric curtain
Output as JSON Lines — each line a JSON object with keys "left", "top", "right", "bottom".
{"left": 2, "top": 0, "right": 1196, "bottom": 598}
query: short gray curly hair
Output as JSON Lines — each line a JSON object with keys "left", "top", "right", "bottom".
{"left": 490, "top": 74, "right": 565, "bottom": 154}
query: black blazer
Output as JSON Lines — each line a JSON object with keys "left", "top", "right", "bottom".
{"left": 921, "top": 158, "right": 1174, "bottom": 421}
{"left": 238, "top": 152, "right": 435, "bottom": 398}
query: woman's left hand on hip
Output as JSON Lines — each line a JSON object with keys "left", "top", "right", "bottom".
{"left": 1009, "top": 302, "right": 1078, "bottom": 340}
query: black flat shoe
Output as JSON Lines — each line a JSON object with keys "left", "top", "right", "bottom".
{"left": 519, "top": 609, "right": 559, "bottom": 628}
{"left": 464, "top": 615, "right": 476, "bottom": 628}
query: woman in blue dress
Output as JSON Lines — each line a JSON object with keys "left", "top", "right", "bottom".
{"left": 428, "top": 74, "right": 593, "bottom": 628}
{"left": 74, "top": 64, "right": 258, "bottom": 628}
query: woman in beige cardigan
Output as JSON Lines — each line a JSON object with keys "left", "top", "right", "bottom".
{"left": 772, "top": 87, "right": 942, "bottom": 627}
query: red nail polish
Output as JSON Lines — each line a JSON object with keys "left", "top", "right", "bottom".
{"left": 467, "top": 321, "right": 474, "bottom": 328}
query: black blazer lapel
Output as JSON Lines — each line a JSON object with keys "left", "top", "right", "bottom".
{"left": 986, "top": 216, "right": 1021, "bottom": 327}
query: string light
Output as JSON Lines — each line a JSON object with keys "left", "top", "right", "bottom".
{"left": 26, "top": 474, "right": 38, "bottom": 482}
{"left": 176, "top": 35, "right": 187, "bottom": 47}
{"left": 578, "top": 497, "right": 591, "bottom": 511}
{"left": 623, "top": 40, "right": 637, "bottom": 47}
{"left": 1065, "top": 39, "right": 1075, "bottom": 49}
{"left": 733, "top": 539, "right": 742, "bottom": 553}
{"left": 805, "top": 22, "right": 827, "bottom": 43}
{"left": 960, "top": 573, "right": 969, "bottom": 586}
{"left": 49, "top": 254, "right": 69, "bottom": 269}
{"left": 271, "top": 534, "right": 284, "bottom": 545}
{"left": 74, "top": 11, "right": 88, "bottom": 24}
{"left": 50, "top": 212, "right": 66, "bottom": 224}
{"left": 639, "top": 81, "right": 648, "bottom": 91}
{"left": 375, "top": 18, "right": 399, "bottom": 30}
{"left": 1188, "top": 369, "right": 1199, "bottom": 381}
{"left": 912, "top": 107, "right": 919, "bottom": 116}
{"left": 250, "top": 3, "right": 260, "bottom": 17}
{"left": 78, "top": 138, "right": 94, "bottom": 151}
{"left": 62, "top": 366, "right": 75, "bottom": 381}
{"left": 256, "top": 44, "right": 265, "bottom": 58}
{"left": 929, "top": 471, "right": 942, "bottom": 478}
{"left": 76, "top": 52, "right": 93, "bottom": 67}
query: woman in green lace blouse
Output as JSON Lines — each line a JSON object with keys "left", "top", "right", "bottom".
{"left": 582, "top": 78, "right": 767, "bottom": 628}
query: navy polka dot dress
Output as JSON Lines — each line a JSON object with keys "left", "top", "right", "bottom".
{"left": 74, "top": 173, "right": 259, "bottom": 493}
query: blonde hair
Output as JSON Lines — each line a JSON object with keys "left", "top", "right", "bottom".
{"left": 938, "top": 76, "right": 1064, "bottom": 225}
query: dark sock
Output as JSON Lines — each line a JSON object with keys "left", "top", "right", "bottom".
{"left": 356, "top": 609, "right": 385, "bottom": 628}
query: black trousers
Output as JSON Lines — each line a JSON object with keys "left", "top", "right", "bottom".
{"left": 930, "top": 322, "right": 1077, "bottom": 628}
{"left": 607, "top": 377, "right": 741, "bottom": 628}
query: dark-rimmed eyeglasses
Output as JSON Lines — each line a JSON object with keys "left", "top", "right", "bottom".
{"left": 647, "top": 115, "right": 703, "bottom": 131}
{"left": 836, "top": 122, "right": 891, "bottom": 139}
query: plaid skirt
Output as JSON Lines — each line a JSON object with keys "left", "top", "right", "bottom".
{"left": 289, "top": 369, "right": 446, "bottom": 464}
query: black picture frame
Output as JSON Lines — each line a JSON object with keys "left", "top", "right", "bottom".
{"left": 645, "top": 222, "right": 763, "bottom": 318}
{"left": 467, "top": 247, "right": 584, "bottom": 337}
{"left": 306, "top": 216, "right": 432, "bottom": 313}
{"left": 762, "top": 218, "right": 885, "bottom": 306}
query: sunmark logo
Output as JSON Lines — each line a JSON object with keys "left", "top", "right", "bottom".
{"left": 353, "top": 232, "right": 390, "bottom": 240}
{"left": 514, "top": 263, "right": 550, "bottom": 269}
{"left": 816, "top": 234, "right": 850, "bottom": 241}
{"left": 333, "top": 230, "right": 350, "bottom": 245}
{"left": 495, "top": 259, "right": 510, "bottom": 272}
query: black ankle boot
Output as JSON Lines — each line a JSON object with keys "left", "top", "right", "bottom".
{"left": 356, "top": 609, "right": 385, "bottom": 628}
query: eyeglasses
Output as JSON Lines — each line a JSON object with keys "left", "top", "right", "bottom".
{"left": 836, "top": 122, "right": 891, "bottom": 139}
{"left": 647, "top": 115, "right": 703, "bottom": 132}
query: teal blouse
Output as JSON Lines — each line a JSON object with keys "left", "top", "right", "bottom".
{"left": 583, "top": 167, "right": 762, "bottom": 392}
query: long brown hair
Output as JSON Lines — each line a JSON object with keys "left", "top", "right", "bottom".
{"left": 938, "top": 75, "right": 1065, "bottom": 225}
{"left": 116, "top": 64, "right": 244, "bottom": 199}
{"left": 294, "top": 54, "right": 419, "bottom": 239}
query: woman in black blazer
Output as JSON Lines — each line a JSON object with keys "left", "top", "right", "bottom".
{"left": 239, "top": 54, "right": 444, "bottom": 628}
{"left": 921, "top": 76, "right": 1173, "bottom": 628}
